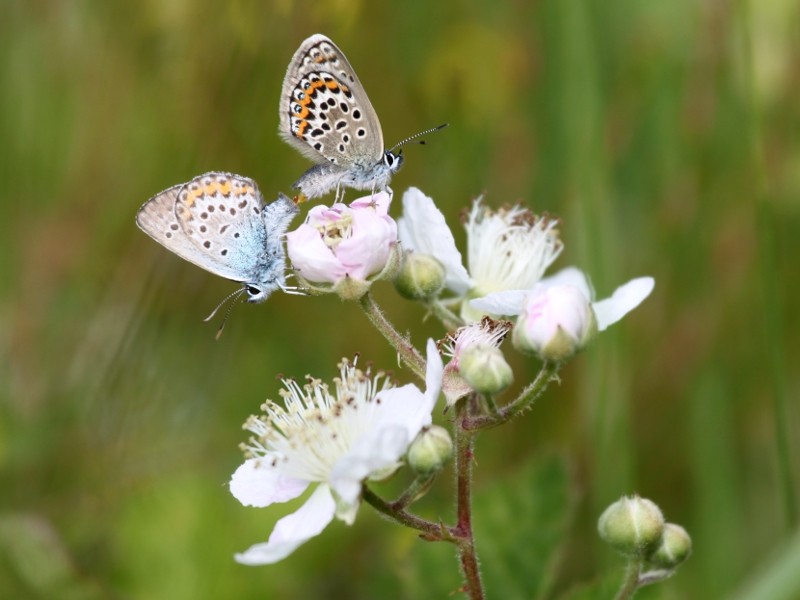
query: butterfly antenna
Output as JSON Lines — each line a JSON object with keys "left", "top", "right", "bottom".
{"left": 203, "top": 288, "right": 245, "bottom": 323}
{"left": 389, "top": 123, "right": 449, "bottom": 153}
{"left": 213, "top": 295, "right": 245, "bottom": 340}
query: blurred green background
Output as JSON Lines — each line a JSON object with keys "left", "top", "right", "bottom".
{"left": 3, "top": 0, "right": 799, "bottom": 598}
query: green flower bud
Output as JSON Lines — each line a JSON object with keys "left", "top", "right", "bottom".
{"left": 598, "top": 495, "right": 665, "bottom": 558}
{"left": 458, "top": 345, "right": 514, "bottom": 396}
{"left": 648, "top": 523, "right": 692, "bottom": 568}
{"left": 407, "top": 425, "right": 453, "bottom": 474}
{"left": 394, "top": 252, "right": 446, "bottom": 300}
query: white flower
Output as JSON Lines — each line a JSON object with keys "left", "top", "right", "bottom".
{"left": 397, "top": 188, "right": 563, "bottom": 321}
{"left": 464, "top": 197, "right": 562, "bottom": 299}
{"left": 230, "top": 340, "right": 443, "bottom": 565}
{"left": 470, "top": 267, "right": 655, "bottom": 333}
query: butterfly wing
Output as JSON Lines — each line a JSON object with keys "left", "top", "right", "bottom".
{"left": 138, "top": 172, "right": 298, "bottom": 289}
{"left": 280, "top": 34, "right": 384, "bottom": 168}
{"left": 136, "top": 181, "right": 245, "bottom": 281}
{"left": 173, "top": 172, "right": 294, "bottom": 287}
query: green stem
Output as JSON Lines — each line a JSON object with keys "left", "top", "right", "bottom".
{"left": 453, "top": 405, "right": 485, "bottom": 600}
{"left": 362, "top": 486, "right": 445, "bottom": 539}
{"left": 614, "top": 559, "right": 642, "bottom": 600}
{"left": 463, "top": 361, "right": 559, "bottom": 430}
{"left": 390, "top": 473, "right": 437, "bottom": 511}
{"left": 359, "top": 291, "right": 426, "bottom": 380}
{"left": 426, "top": 299, "right": 464, "bottom": 330}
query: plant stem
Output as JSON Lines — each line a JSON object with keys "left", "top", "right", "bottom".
{"left": 359, "top": 291, "right": 426, "bottom": 380}
{"left": 463, "top": 361, "right": 559, "bottom": 430}
{"left": 615, "top": 559, "right": 642, "bottom": 600}
{"left": 453, "top": 404, "right": 485, "bottom": 600}
{"left": 362, "top": 486, "right": 444, "bottom": 539}
{"left": 391, "top": 473, "right": 436, "bottom": 511}
{"left": 426, "top": 299, "right": 464, "bottom": 330}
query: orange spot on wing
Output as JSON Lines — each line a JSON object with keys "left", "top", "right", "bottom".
{"left": 185, "top": 188, "right": 203, "bottom": 206}
{"left": 296, "top": 120, "right": 309, "bottom": 140}
{"left": 234, "top": 184, "right": 254, "bottom": 197}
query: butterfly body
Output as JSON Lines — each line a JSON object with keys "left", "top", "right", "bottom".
{"left": 136, "top": 172, "right": 298, "bottom": 303}
{"left": 280, "top": 34, "right": 402, "bottom": 199}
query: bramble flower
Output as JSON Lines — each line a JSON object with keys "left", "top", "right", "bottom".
{"left": 286, "top": 192, "right": 401, "bottom": 299}
{"left": 441, "top": 317, "right": 512, "bottom": 405}
{"left": 229, "top": 340, "right": 443, "bottom": 565}
{"left": 396, "top": 188, "right": 563, "bottom": 321}
{"left": 512, "top": 284, "right": 595, "bottom": 362}
{"left": 471, "top": 267, "right": 654, "bottom": 359}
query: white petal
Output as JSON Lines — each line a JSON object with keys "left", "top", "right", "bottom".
{"left": 330, "top": 425, "right": 410, "bottom": 507}
{"left": 229, "top": 458, "right": 309, "bottom": 508}
{"left": 592, "top": 277, "right": 655, "bottom": 331}
{"left": 329, "top": 340, "right": 442, "bottom": 507}
{"left": 234, "top": 484, "right": 336, "bottom": 565}
{"left": 469, "top": 290, "right": 529, "bottom": 316}
{"left": 423, "top": 338, "right": 444, "bottom": 408}
{"left": 538, "top": 266, "right": 593, "bottom": 300}
{"left": 398, "top": 188, "right": 473, "bottom": 294}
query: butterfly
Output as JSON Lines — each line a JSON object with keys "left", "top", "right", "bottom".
{"left": 279, "top": 34, "right": 446, "bottom": 200}
{"left": 136, "top": 172, "right": 299, "bottom": 310}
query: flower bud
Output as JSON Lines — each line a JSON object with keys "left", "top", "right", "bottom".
{"left": 407, "top": 425, "right": 453, "bottom": 474}
{"left": 458, "top": 345, "right": 513, "bottom": 396}
{"left": 512, "top": 285, "right": 596, "bottom": 362}
{"left": 598, "top": 495, "right": 665, "bottom": 558}
{"left": 394, "top": 252, "right": 446, "bottom": 300}
{"left": 648, "top": 523, "right": 692, "bottom": 568}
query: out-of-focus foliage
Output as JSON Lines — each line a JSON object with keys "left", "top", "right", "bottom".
{"left": 3, "top": 0, "right": 799, "bottom": 598}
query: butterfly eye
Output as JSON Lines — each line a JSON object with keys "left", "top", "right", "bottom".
{"left": 246, "top": 285, "right": 261, "bottom": 297}
{"left": 384, "top": 152, "right": 395, "bottom": 167}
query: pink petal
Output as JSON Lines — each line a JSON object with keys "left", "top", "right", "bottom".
{"left": 286, "top": 224, "right": 346, "bottom": 283}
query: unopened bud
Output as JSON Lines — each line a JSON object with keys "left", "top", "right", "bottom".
{"left": 459, "top": 345, "right": 514, "bottom": 396}
{"left": 648, "top": 523, "right": 692, "bottom": 568}
{"left": 407, "top": 425, "right": 453, "bottom": 474}
{"left": 395, "top": 252, "right": 446, "bottom": 300}
{"left": 598, "top": 495, "right": 665, "bottom": 558}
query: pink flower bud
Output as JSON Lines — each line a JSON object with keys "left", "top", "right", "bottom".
{"left": 512, "top": 284, "right": 596, "bottom": 362}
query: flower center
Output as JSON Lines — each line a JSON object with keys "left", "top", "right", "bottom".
{"left": 317, "top": 213, "right": 353, "bottom": 249}
{"left": 242, "top": 361, "right": 394, "bottom": 482}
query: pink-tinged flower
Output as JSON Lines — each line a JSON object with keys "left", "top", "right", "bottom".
{"left": 229, "top": 340, "right": 443, "bottom": 566}
{"left": 513, "top": 284, "right": 595, "bottom": 361}
{"left": 471, "top": 267, "right": 655, "bottom": 361}
{"left": 441, "top": 317, "right": 512, "bottom": 405}
{"left": 287, "top": 192, "right": 400, "bottom": 299}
